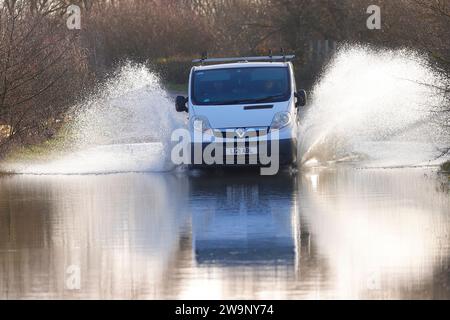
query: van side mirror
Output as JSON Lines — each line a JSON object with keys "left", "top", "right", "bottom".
{"left": 295, "top": 90, "right": 307, "bottom": 108}
{"left": 175, "top": 96, "right": 188, "bottom": 112}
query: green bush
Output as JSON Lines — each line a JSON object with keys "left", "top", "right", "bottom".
{"left": 151, "top": 59, "right": 193, "bottom": 85}
{"left": 442, "top": 161, "right": 450, "bottom": 172}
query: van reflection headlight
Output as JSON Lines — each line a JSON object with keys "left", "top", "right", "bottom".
{"left": 270, "top": 111, "right": 292, "bottom": 130}
{"left": 191, "top": 116, "right": 212, "bottom": 134}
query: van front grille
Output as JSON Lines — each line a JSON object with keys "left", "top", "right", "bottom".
{"left": 213, "top": 127, "right": 269, "bottom": 139}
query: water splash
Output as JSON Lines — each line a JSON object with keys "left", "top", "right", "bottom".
{"left": 299, "top": 45, "right": 448, "bottom": 168}
{"left": 72, "top": 62, "right": 180, "bottom": 147}
{"left": 4, "top": 62, "right": 184, "bottom": 174}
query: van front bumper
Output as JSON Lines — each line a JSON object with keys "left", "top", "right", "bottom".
{"left": 189, "top": 138, "right": 297, "bottom": 167}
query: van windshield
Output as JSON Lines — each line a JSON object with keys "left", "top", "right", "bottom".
{"left": 191, "top": 67, "right": 291, "bottom": 106}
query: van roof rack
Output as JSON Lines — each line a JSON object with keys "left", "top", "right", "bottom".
{"left": 192, "top": 54, "right": 295, "bottom": 65}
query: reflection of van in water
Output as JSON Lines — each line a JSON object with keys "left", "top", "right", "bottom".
{"left": 188, "top": 173, "right": 298, "bottom": 265}
{"left": 175, "top": 55, "right": 307, "bottom": 168}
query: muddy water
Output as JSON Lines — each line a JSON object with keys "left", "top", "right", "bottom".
{"left": 0, "top": 168, "right": 449, "bottom": 299}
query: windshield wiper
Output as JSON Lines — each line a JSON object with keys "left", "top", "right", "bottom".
{"left": 212, "top": 94, "right": 287, "bottom": 105}
{"left": 251, "top": 94, "right": 286, "bottom": 103}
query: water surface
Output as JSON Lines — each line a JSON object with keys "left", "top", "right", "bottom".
{"left": 0, "top": 168, "right": 449, "bottom": 299}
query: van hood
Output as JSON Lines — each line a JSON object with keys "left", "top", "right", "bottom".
{"left": 191, "top": 101, "right": 291, "bottom": 128}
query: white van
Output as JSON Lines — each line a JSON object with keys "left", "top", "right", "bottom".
{"left": 175, "top": 55, "right": 306, "bottom": 169}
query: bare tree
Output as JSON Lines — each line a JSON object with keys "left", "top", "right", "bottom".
{"left": 0, "top": 0, "right": 90, "bottom": 154}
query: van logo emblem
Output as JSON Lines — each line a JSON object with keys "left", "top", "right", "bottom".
{"left": 235, "top": 128, "right": 247, "bottom": 138}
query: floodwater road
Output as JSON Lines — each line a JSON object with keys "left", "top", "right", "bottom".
{"left": 0, "top": 168, "right": 449, "bottom": 299}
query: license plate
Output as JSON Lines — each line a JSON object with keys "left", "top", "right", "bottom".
{"left": 225, "top": 147, "right": 258, "bottom": 156}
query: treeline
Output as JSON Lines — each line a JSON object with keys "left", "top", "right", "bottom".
{"left": 77, "top": 0, "right": 450, "bottom": 79}
{"left": 0, "top": 0, "right": 449, "bottom": 155}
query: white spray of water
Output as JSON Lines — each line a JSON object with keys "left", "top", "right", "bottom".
{"left": 299, "top": 46, "right": 447, "bottom": 168}
{"left": 5, "top": 62, "right": 184, "bottom": 174}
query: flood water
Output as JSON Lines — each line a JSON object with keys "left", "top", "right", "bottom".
{"left": 0, "top": 167, "right": 449, "bottom": 299}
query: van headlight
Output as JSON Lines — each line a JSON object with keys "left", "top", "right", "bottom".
{"left": 191, "top": 116, "right": 213, "bottom": 134}
{"left": 270, "top": 111, "right": 292, "bottom": 130}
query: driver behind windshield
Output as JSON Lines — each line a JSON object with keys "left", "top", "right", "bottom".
{"left": 263, "top": 80, "right": 279, "bottom": 95}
